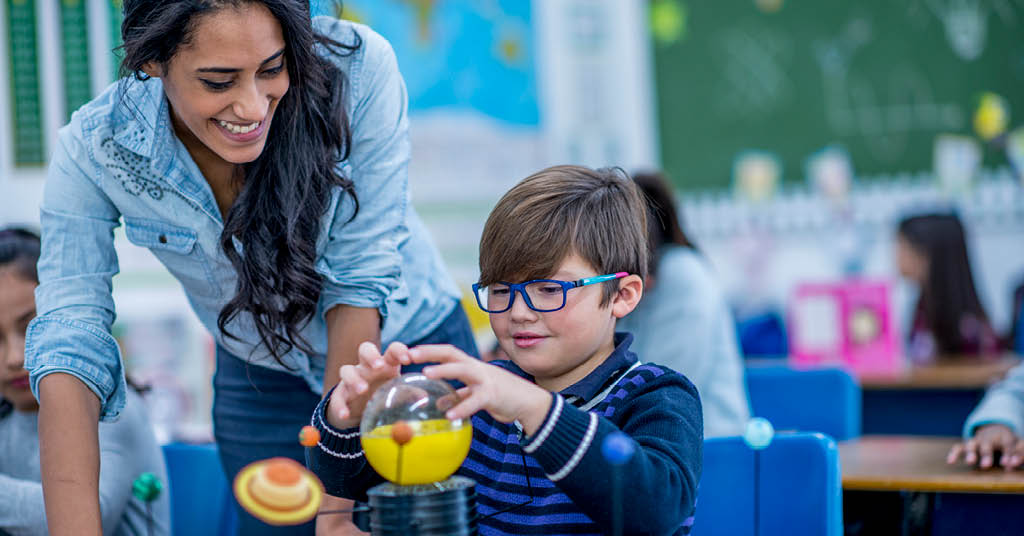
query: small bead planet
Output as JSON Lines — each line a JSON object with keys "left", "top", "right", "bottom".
{"left": 743, "top": 417, "right": 775, "bottom": 450}
{"left": 601, "top": 432, "right": 636, "bottom": 466}
{"left": 298, "top": 425, "right": 320, "bottom": 447}
{"left": 131, "top": 472, "right": 163, "bottom": 502}
{"left": 391, "top": 420, "right": 415, "bottom": 445}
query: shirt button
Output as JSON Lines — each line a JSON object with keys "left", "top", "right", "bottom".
{"left": 158, "top": 235, "right": 168, "bottom": 244}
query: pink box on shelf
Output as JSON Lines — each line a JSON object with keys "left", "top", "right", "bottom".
{"left": 788, "top": 279, "right": 903, "bottom": 376}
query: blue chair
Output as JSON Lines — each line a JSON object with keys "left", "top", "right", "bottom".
{"left": 745, "top": 366, "right": 861, "bottom": 440}
{"left": 694, "top": 432, "right": 843, "bottom": 536}
{"left": 162, "top": 443, "right": 238, "bottom": 536}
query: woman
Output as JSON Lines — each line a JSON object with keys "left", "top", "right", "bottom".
{"left": 618, "top": 171, "right": 751, "bottom": 437}
{"left": 25, "top": 2, "right": 475, "bottom": 535}
{"left": 1, "top": 228, "right": 170, "bottom": 536}
{"left": 896, "top": 212, "right": 999, "bottom": 362}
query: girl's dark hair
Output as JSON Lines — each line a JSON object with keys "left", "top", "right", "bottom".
{"left": 898, "top": 212, "right": 991, "bottom": 354}
{"left": 119, "top": 0, "right": 359, "bottom": 365}
{"left": 1, "top": 228, "right": 40, "bottom": 418}
{"left": 0, "top": 227, "right": 41, "bottom": 283}
{"left": 632, "top": 171, "right": 695, "bottom": 278}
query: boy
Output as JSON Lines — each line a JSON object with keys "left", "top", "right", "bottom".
{"left": 308, "top": 166, "right": 702, "bottom": 534}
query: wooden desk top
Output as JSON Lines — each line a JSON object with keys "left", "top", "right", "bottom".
{"left": 840, "top": 436, "right": 1024, "bottom": 493}
{"left": 859, "top": 356, "right": 1019, "bottom": 390}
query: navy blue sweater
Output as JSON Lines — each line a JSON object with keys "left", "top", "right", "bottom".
{"left": 307, "top": 334, "right": 702, "bottom": 535}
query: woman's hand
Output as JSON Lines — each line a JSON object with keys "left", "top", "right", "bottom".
{"left": 947, "top": 423, "right": 1024, "bottom": 470}
{"left": 325, "top": 342, "right": 405, "bottom": 429}
{"left": 406, "top": 345, "right": 553, "bottom": 436}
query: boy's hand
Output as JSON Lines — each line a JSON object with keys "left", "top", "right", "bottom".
{"left": 409, "top": 345, "right": 553, "bottom": 436}
{"left": 326, "top": 342, "right": 405, "bottom": 429}
{"left": 947, "top": 423, "right": 1024, "bottom": 470}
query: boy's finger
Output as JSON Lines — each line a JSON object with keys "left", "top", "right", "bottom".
{"left": 444, "top": 392, "right": 487, "bottom": 421}
{"left": 422, "top": 362, "right": 478, "bottom": 384}
{"left": 329, "top": 387, "right": 351, "bottom": 420}
{"left": 340, "top": 366, "right": 369, "bottom": 395}
{"left": 408, "top": 344, "right": 467, "bottom": 364}
{"left": 357, "top": 341, "right": 386, "bottom": 369}
{"left": 382, "top": 342, "right": 411, "bottom": 366}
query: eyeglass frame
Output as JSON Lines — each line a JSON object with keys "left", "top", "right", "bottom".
{"left": 471, "top": 272, "right": 629, "bottom": 314}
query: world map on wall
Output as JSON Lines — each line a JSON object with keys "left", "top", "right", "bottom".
{"left": 311, "top": 0, "right": 538, "bottom": 126}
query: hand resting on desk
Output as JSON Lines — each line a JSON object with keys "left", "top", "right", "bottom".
{"left": 947, "top": 424, "right": 1024, "bottom": 470}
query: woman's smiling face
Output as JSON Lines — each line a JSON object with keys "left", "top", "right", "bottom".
{"left": 151, "top": 2, "right": 290, "bottom": 166}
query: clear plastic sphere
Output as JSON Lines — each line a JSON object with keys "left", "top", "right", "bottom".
{"left": 359, "top": 374, "right": 472, "bottom": 485}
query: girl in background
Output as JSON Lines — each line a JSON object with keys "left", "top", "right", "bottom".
{"left": 1, "top": 228, "right": 170, "bottom": 536}
{"left": 896, "top": 213, "right": 999, "bottom": 361}
{"left": 619, "top": 172, "right": 751, "bottom": 437}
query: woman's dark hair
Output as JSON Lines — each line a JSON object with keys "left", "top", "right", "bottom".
{"left": 119, "top": 0, "right": 360, "bottom": 365}
{"left": 632, "top": 171, "right": 695, "bottom": 278}
{"left": 898, "top": 212, "right": 991, "bottom": 355}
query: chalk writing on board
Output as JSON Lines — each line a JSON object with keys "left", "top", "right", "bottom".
{"left": 712, "top": 24, "right": 794, "bottom": 120}
{"left": 813, "top": 18, "right": 964, "bottom": 163}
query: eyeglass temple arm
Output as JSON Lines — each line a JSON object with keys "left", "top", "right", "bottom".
{"left": 575, "top": 272, "right": 629, "bottom": 287}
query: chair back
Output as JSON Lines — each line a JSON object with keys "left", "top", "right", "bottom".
{"left": 745, "top": 365, "right": 861, "bottom": 440}
{"left": 162, "top": 443, "right": 238, "bottom": 536}
{"left": 694, "top": 432, "right": 843, "bottom": 536}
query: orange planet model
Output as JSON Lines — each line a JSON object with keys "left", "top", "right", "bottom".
{"left": 234, "top": 457, "right": 324, "bottom": 526}
{"left": 298, "top": 425, "right": 321, "bottom": 447}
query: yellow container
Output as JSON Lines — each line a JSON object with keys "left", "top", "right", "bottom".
{"left": 361, "top": 419, "right": 472, "bottom": 485}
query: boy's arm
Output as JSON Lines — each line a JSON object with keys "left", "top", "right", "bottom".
{"left": 522, "top": 370, "right": 702, "bottom": 535}
{"left": 306, "top": 386, "right": 386, "bottom": 502}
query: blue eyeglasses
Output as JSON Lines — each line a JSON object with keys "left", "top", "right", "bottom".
{"left": 472, "top": 272, "right": 629, "bottom": 313}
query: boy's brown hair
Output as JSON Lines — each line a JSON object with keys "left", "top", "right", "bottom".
{"left": 478, "top": 165, "right": 648, "bottom": 306}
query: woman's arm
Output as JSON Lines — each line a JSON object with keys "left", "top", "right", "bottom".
{"left": 38, "top": 374, "right": 102, "bottom": 536}
{"left": 25, "top": 127, "right": 124, "bottom": 536}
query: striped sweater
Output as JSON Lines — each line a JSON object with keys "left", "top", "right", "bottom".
{"left": 307, "top": 334, "right": 702, "bottom": 535}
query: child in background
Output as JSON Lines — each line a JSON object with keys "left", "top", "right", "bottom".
{"left": 620, "top": 171, "right": 750, "bottom": 438}
{"left": 308, "top": 166, "right": 702, "bottom": 535}
{"left": 0, "top": 228, "right": 170, "bottom": 536}
{"left": 948, "top": 362, "right": 1024, "bottom": 470}
{"left": 896, "top": 213, "right": 1000, "bottom": 362}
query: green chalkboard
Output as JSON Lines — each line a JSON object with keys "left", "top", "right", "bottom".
{"left": 652, "top": 0, "right": 1024, "bottom": 190}
{"left": 109, "top": 0, "right": 124, "bottom": 81}
{"left": 61, "top": 0, "right": 92, "bottom": 121}
{"left": 7, "top": 0, "right": 45, "bottom": 166}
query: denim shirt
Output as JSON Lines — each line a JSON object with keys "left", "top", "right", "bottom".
{"left": 25, "top": 17, "right": 459, "bottom": 420}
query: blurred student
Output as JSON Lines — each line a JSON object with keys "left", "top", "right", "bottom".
{"left": 947, "top": 362, "right": 1024, "bottom": 470}
{"left": 896, "top": 213, "right": 1000, "bottom": 362}
{"left": 618, "top": 171, "right": 750, "bottom": 438}
{"left": 0, "top": 228, "right": 170, "bottom": 535}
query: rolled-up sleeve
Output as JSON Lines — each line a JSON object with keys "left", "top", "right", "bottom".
{"left": 25, "top": 127, "right": 126, "bottom": 421}
{"left": 317, "top": 29, "right": 411, "bottom": 319}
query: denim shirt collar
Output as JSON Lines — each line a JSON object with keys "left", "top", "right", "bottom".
{"left": 112, "top": 78, "right": 172, "bottom": 162}
{"left": 110, "top": 77, "right": 225, "bottom": 224}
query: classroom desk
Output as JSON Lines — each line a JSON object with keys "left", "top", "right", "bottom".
{"left": 840, "top": 436, "right": 1024, "bottom": 536}
{"left": 858, "top": 356, "right": 1020, "bottom": 436}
